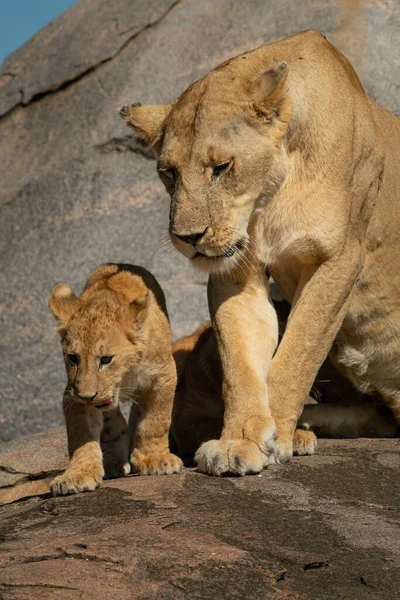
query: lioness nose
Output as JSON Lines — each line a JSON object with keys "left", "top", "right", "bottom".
{"left": 173, "top": 229, "right": 208, "bottom": 245}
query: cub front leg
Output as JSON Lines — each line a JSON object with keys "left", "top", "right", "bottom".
{"left": 51, "top": 393, "right": 104, "bottom": 496}
{"left": 195, "top": 270, "right": 279, "bottom": 476}
{"left": 130, "top": 362, "right": 183, "bottom": 475}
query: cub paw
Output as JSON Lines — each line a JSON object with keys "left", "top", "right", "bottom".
{"left": 103, "top": 461, "right": 131, "bottom": 479}
{"left": 131, "top": 450, "right": 183, "bottom": 475}
{"left": 293, "top": 429, "right": 317, "bottom": 456}
{"left": 195, "top": 434, "right": 276, "bottom": 477}
{"left": 51, "top": 465, "right": 104, "bottom": 496}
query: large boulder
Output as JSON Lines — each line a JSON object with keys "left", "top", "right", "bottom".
{"left": 0, "top": 430, "right": 399, "bottom": 599}
{"left": 0, "top": 0, "right": 399, "bottom": 441}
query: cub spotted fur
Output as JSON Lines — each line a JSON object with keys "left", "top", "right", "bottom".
{"left": 49, "top": 263, "right": 182, "bottom": 496}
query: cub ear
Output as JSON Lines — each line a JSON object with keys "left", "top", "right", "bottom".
{"left": 49, "top": 284, "right": 80, "bottom": 325}
{"left": 130, "top": 291, "right": 150, "bottom": 324}
{"left": 85, "top": 264, "right": 119, "bottom": 289}
{"left": 253, "top": 62, "right": 291, "bottom": 123}
{"left": 117, "top": 103, "right": 171, "bottom": 151}
{"left": 107, "top": 272, "right": 150, "bottom": 322}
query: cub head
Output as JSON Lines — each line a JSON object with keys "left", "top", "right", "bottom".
{"left": 119, "top": 59, "right": 291, "bottom": 274}
{"left": 49, "top": 265, "right": 149, "bottom": 411}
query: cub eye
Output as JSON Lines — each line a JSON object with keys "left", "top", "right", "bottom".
{"left": 212, "top": 161, "right": 232, "bottom": 178}
{"left": 100, "top": 355, "right": 113, "bottom": 366}
{"left": 158, "top": 167, "right": 176, "bottom": 182}
{"left": 67, "top": 354, "right": 79, "bottom": 366}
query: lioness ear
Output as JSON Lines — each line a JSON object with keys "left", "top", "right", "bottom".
{"left": 117, "top": 103, "right": 171, "bottom": 150}
{"left": 253, "top": 62, "right": 291, "bottom": 122}
{"left": 49, "top": 284, "right": 80, "bottom": 325}
{"left": 107, "top": 272, "right": 150, "bottom": 322}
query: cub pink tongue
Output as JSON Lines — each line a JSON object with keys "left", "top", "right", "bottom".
{"left": 87, "top": 399, "right": 113, "bottom": 408}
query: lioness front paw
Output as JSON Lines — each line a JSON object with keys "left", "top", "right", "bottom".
{"left": 131, "top": 450, "right": 183, "bottom": 475}
{"left": 195, "top": 435, "right": 277, "bottom": 477}
{"left": 51, "top": 465, "right": 104, "bottom": 496}
{"left": 293, "top": 429, "right": 317, "bottom": 456}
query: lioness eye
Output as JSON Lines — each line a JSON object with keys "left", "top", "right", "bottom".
{"left": 100, "top": 356, "right": 113, "bottom": 366}
{"left": 159, "top": 167, "right": 176, "bottom": 182}
{"left": 67, "top": 353, "right": 79, "bottom": 366}
{"left": 212, "top": 161, "right": 231, "bottom": 178}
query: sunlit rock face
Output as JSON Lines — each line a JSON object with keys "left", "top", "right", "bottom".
{"left": 0, "top": 0, "right": 399, "bottom": 441}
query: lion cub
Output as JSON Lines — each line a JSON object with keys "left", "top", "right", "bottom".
{"left": 49, "top": 263, "right": 183, "bottom": 496}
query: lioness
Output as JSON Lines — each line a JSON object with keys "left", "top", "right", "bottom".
{"left": 119, "top": 30, "right": 400, "bottom": 475}
{"left": 49, "top": 263, "right": 182, "bottom": 495}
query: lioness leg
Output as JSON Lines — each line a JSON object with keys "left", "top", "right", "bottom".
{"left": 175, "top": 405, "right": 315, "bottom": 458}
{"left": 269, "top": 243, "right": 361, "bottom": 460}
{"left": 101, "top": 407, "right": 131, "bottom": 478}
{"left": 173, "top": 323, "right": 316, "bottom": 458}
{"left": 195, "top": 271, "right": 278, "bottom": 476}
{"left": 130, "top": 362, "right": 183, "bottom": 475}
{"left": 51, "top": 393, "right": 104, "bottom": 496}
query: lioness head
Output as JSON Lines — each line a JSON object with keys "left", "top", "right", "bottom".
{"left": 49, "top": 265, "right": 149, "bottom": 411}
{"left": 119, "top": 58, "right": 291, "bottom": 273}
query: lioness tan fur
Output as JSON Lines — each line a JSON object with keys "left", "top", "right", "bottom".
{"left": 172, "top": 322, "right": 397, "bottom": 465}
{"left": 119, "top": 30, "right": 400, "bottom": 475}
{"left": 49, "top": 263, "right": 182, "bottom": 495}
{"left": 172, "top": 322, "right": 317, "bottom": 470}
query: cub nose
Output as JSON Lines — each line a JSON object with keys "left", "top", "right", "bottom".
{"left": 73, "top": 388, "right": 98, "bottom": 402}
{"left": 172, "top": 228, "right": 209, "bottom": 246}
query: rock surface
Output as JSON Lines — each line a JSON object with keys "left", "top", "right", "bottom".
{"left": 1, "top": 0, "right": 400, "bottom": 441}
{"left": 0, "top": 430, "right": 399, "bottom": 599}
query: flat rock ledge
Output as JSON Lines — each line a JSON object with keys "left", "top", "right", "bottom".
{"left": 0, "top": 429, "right": 399, "bottom": 599}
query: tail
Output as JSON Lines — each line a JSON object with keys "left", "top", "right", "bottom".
{"left": 298, "top": 400, "right": 397, "bottom": 439}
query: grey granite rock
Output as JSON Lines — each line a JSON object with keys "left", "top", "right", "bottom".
{"left": 0, "top": 0, "right": 399, "bottom": 441}
{"left": 0, "top": 433, "right": 399, "bottom": 599}
{"left": 0, "top": 0, "right": 179, "bottom": 117}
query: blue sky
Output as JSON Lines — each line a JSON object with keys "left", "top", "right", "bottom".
{"left": 0, "top": 0, "right": 77, "bottom": 65}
